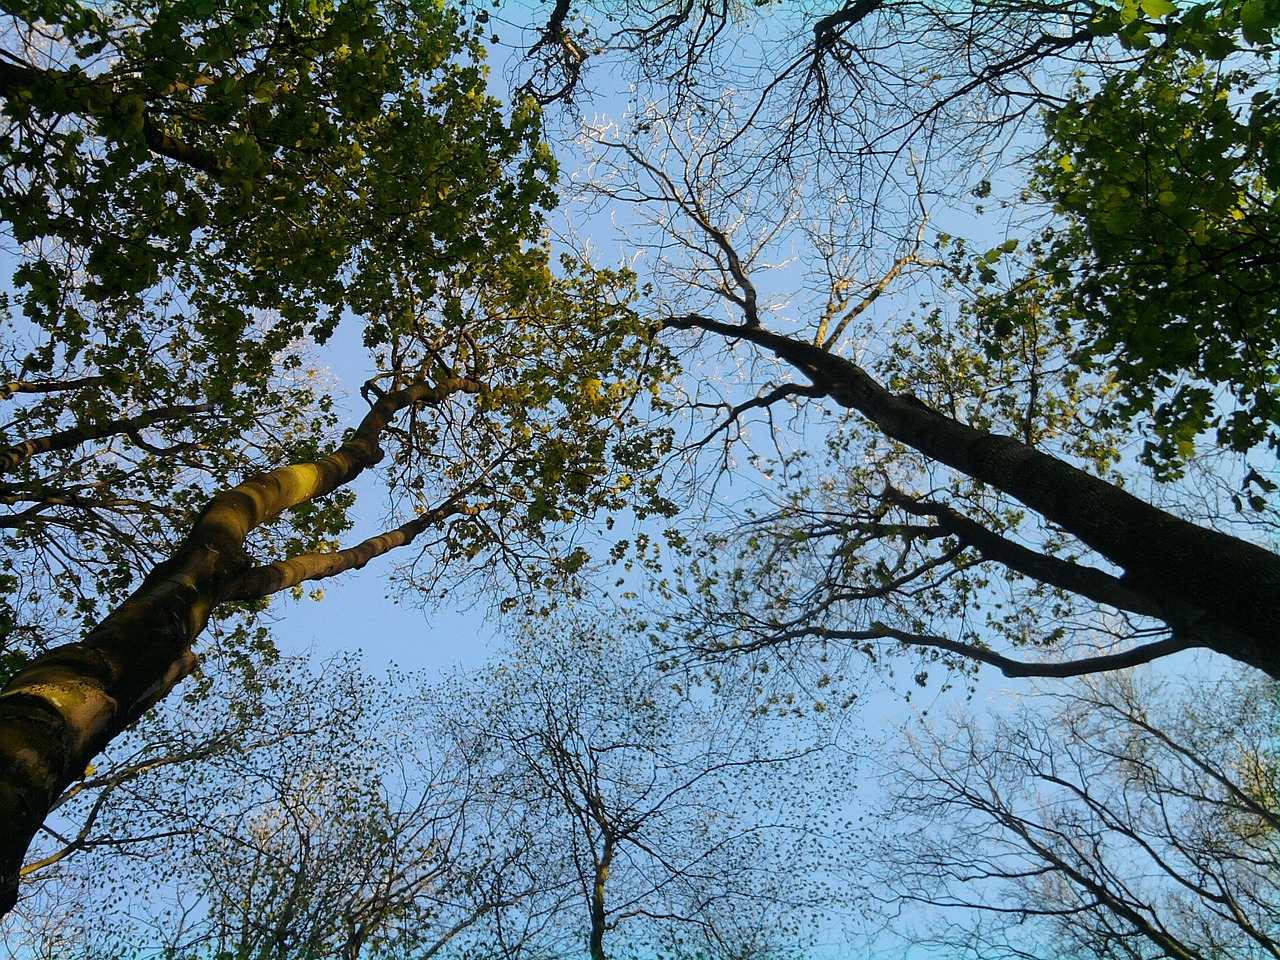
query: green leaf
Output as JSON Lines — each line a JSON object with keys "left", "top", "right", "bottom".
{"left": 1140, "top": 0, "right": 1177, "bottom": 18}
{"left": 1241, "top": 0, "right": 1275, "bottom": 45}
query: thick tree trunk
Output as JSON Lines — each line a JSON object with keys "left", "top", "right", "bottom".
{"left": 0, "top": 520, "right": 239, "bottom": 915}
{"left": 0, "top": 378, "right": 477, "bottom": 915}
{"left": 672, "top": 316, "right": 1280, "bottom": 678}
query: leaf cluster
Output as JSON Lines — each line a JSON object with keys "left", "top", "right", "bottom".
{"left": 1029, "top": 0, "right": 1280, "bottom": 471}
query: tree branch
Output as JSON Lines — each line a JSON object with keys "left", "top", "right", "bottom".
{"left": 687, "top": 382, "right": 827, "bottom": 453}
{"left": 664, "top": 314, "right": 1280, "bottom": 677}
{"left": 0, "top": 403, "right": 214, "bottom": 474}
{"left": 886, "top": 488, "right": 1165, "bottom": 621}
{"left": 0, "top": 376, "right": 107, "bottom": 400}
{"left": 813, "top": 0, "right": 886, "bottom": 53}
{"left": 0, "top": 376, "right": 481, "bottom": 915}
{"left": 853, "top": 624, "right": 1199, "bottom": 679}
{"left": 222, "top": 501, "right": 475, "bottom": 602}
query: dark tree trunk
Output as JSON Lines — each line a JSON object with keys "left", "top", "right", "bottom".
{"left": 672, "top": 316, "right": 1280, "bottom": 679}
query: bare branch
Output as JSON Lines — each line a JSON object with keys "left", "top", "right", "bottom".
{"left": 855, "top": 623, "right": 1199, "bottom": 679}
{"left": 886, "top": 488, "right": 1164, "bottom": 621}
{"left": 665, "top": 313, "right": 1280, "bottom": 676}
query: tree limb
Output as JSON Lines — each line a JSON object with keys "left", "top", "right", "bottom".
{"left": 885, "top": 488, "right": 1165, "bottom": 621}
{"left": 222, "top": 501, "right": 475, "bottom": 602}
{"left": 664, "top": 314, "right": 1280, "bottom": 677}
{"left": 814, "top": 0, "right": 886, "bottom": 53}
{"left": 0, "top": 376, "right": 107, "bottom": 401}
{"left": 856, "top": 624, "right": 1199, "bottom": 679}
{"left": 0, "top": 403, "right": 214, "bottom": 474}
{"left": 0, "top": 376, "right": 481, "bottom": 915}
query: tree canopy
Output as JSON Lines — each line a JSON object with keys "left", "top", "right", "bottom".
{"left": 0, "top": 0, "right": 674, "bottom": 912}
{"left": 0, "top": 0, "right": 1278, "bottom": 945}
{"left": 534, "top": 0, "right": 1280, "bottom": 685}
{"left": 1025, "top": 0, "right": 1280, "bottom": 468}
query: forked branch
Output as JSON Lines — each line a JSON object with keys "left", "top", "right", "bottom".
{"left": 0, "top": 376, "right": 481, "bottom": 914}
{"left": 665, "top": 313, "right": 1280, "bottom": 677}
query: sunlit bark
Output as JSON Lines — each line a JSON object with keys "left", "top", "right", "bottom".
{"left": 0, "top": 377, "right": 480, "bottom": 913}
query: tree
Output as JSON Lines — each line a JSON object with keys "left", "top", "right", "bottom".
{"left": 0, "top": 0, "right": 676, "bottom": 913}
{"left": 0, "top": 0, "right": 552, "bottom": 654}
{"left": 5, "top": 0, "right": 1280, "bottom": 922}
{"left": 6, "top": 653, "right": 558, "bottom": 959}
{"left": 6, "top": 631, "right": 853, "bottom": 960}
{"left": 866, "top": 667, "right": 1280, "bottom": 960}
{"left": 0, "top": 0, "right": 552, "bottom": 341}
{"left": 431, "top": 618, "right": 849, "bottom": 960}
{"left": 0, "top": 255, "right": 673, "bottom": 913}
{"left": 553, "top": 0, "right": 1280, "bottom": 688}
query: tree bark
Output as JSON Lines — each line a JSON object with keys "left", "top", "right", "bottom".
{"left": 589, "top": 834, "right": 613, "bottom": 960}
{"left": 0, "top": 403, "right": 213, "bottom": 473}
{"left": 0, "top": 378, "right": 478, "bottom": 914}
{"left": 670, "top": 315, "right": 1280, "bottom": 678}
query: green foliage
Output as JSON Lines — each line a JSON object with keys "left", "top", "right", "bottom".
{"left": 0, "top": 0, "right": 556, "bottom": 653}
{"left": 0, "top": 0, "right": 671, "bottom": 655}
{"left": 1029, "top": 1, "right": 1280, "bottom": 471}
{"left": 2, "top": 0, "right": 553, "bottom": 346}
{"left": 347, "top": 244, "right": 678, "bottom": 601}
{"left": 0, "top": 302, "right": 348, "bottom": 659}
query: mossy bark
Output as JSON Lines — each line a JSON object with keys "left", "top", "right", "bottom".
{"left": 0, "top": 378, "right": 478, "bottom": 914}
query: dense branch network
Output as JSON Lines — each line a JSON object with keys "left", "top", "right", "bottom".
{"left": 876, "top": 674, "right": 1280, "bottom": 959}
{"left": 665, "top": 314, "right": 1280, "bottom": 680}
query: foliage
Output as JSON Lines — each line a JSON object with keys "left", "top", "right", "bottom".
{"left": 0, "top": 0, "right": 683, "bottom": 915}
{"left": 1028, "top": 0, "right": 1280, "bottom": 471}
{"left": 364, "top": 249, "right": 677, "bottom": 599}
{"left": 0, "top": 0, "right": 678, "bottom": 646}
{"left": 2, "top": 0, "right": 551, "bottom": 340}
{"left": 0, "top": 0, "right": 552, "bottom": 657}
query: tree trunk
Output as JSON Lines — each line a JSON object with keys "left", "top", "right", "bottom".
{"left": 0, "top": 378, "right": 477, "bottom": 915}
{"left": 589, "top": 834, "right": 613, "bottom": 960}
{"left": 672, "top": 316, "right": 1280, "bottom": 678}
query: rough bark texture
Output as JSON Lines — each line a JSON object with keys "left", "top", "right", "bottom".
{"left": 671, "top": 316, "right": 1280, "bottom": 678}
{"left": 0, "top": 378, "right": 477, "bottom": 914}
